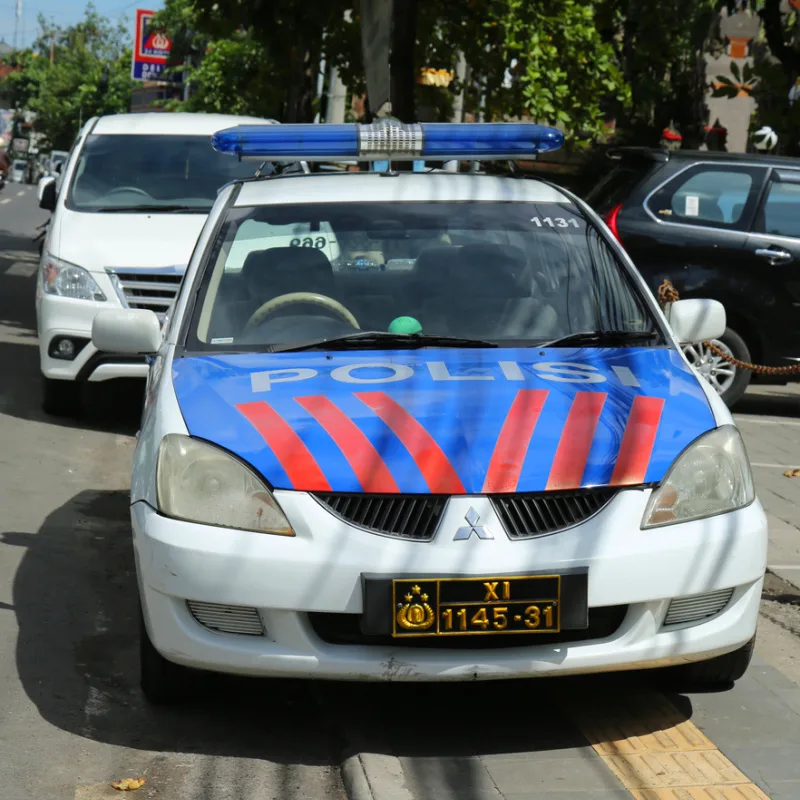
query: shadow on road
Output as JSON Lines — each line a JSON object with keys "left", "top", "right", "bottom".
{"left": 6, "top": 489, "right": 343, "bottom": 771}
{"left": 6, "top": 488, "right": 709, "bottom": 797}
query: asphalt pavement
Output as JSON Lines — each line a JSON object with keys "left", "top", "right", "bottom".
{"left": 2, "top": 185, "right": 800, "bottom": 800}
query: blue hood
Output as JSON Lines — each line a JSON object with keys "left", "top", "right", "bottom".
{"left": 172, "top": 347, "right": 715, "bottom": 495}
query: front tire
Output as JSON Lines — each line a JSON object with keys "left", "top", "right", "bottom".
{"left": 682, "top": 327, "right": 751, "bottom": 409}
{"left": 661, "top": 635, "right": 755, "bottom": 690}
{"left": 140, "top": 610, "right": 196, "bottom": 705}
{"left": 42, "top": 376, "right": 81, "bottom": 417}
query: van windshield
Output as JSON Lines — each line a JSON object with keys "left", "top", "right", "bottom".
{"left": 65, "top": 134, "right": 257, "bottom": 213}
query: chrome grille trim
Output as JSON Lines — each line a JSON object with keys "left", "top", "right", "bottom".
{"left": 664, "top": 589, "right": 734, "bottom": 626}
{"left": 491, "top": 488, "right": 619, "bottom": 539}
{"left": 106, "top": 266, "right": 184, "bottom": 323}
{"left": 313, "top": 493, "right": 447, "bottom": 541}
{"left": 187, "top": 601, "right": 265, "bottom": 636}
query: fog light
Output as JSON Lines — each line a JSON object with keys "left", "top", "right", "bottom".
{"left": 48, "top": 336, "right": 89, "bottom": 361}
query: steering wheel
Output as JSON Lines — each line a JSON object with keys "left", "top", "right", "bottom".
{"left": 244, "top": 292, "right": 360, "bottom": 332}
{"left": 104, "top": 186, "right": 152, "bottom": 197}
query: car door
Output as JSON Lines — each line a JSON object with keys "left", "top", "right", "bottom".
{"left": 745, "top": 167, "right": 800, "bottom": 363}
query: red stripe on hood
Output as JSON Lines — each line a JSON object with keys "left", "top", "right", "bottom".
{"left": 295, "top": 395, "right": 400, "bottom": 493}
{"left": 483, "top": 389, "right": 549, "bottom": 493}
{"left": 609, "top": 396, "right": 665, "bottom": 486}
{"left": 355, "top": 391, "right": 466, "bottom": 494}
{"left": 237, "top": 401, "right": 331, "bottom": 491}
{"left": 546, "top": 392, "right": 607, "bottom": 491}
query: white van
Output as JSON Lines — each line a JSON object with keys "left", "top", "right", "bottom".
{"left": 35, "top": 112, "right": 277, "bottom": 416}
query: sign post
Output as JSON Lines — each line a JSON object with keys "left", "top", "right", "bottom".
{"left": 132, "top": 9, "right": 182, "bottom": 83}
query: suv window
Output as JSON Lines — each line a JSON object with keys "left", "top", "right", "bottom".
{"left": 585, "top": 165, "right": 647, "bottom": 214}
{"left": 756, "top": 176, "right": 800, "bottom": 239}
{"left": 647, "top": 165, "right": 765, "bottom": 229}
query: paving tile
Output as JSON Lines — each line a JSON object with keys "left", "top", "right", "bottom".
{"left": 481, "top": 754, "right": 624, "bottom": 794}
{"left": 502, "top": 792, "right": 631, "bottom": 799}
{"left": 719, "top": 747, "right": 800, "bottom": 785}
{"left": 685, "top": 684, "right": 800, "bottom": 750}
{"left": 399, "top": 755, "right": 500, "bottom": 797}
{"left": 763, "top": 780, "right": 800, "bottom": 800}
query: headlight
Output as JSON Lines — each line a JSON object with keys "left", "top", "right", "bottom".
{"left": 641, "top": 425, "right": 755, "bottom": 529}
{"left": 156, "top": 434, "right": 294, "bottom": 536}
{"left": 43, "top": 255, "right": 106, "bottom": 301}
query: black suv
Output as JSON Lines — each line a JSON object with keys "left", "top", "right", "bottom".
{"left": 584, "top": 148, "right": 800, "bottom": 407}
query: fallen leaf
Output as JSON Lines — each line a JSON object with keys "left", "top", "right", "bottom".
{"left": 784, "top": 469, "right": 800, "bottom": 478}
{"left": 111, "top": 777, "right": 146, "bottom": 791}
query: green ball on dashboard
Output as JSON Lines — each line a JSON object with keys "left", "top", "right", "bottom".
{"left": 388, "top": 316, "right": 423, "bottom": 334}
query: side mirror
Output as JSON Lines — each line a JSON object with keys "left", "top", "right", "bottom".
{"left": 39, "top": 177, "right": 56, "bottom": 211}
{"left": 92, "top": 309, "right": 162, "bottom": 355}
{"left": 666, "top": 298, "right": 726, "bottom": 344}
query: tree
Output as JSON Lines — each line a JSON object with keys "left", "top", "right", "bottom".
{"left": 596, "top": 0, "right": 720, "bottom": 147}
{"left": 2, "top": 4, "right": 133, "bottom": 150}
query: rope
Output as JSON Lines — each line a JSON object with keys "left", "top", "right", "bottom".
{"left": 657, "top": 280, "right": 800, "bottom": 376}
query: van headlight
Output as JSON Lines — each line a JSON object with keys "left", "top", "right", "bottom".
{"left": 156, "top": 434, "right": 294, "bottom": 536}
{"left": 641, "top": 426, "right": 755, "bottom": 528}
{"left": 43, "top": 255, "right": 106, "bottom": 301}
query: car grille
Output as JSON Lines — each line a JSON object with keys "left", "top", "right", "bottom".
{"left": 106, "top": 268, "right": 184, "bottom": 322}
{"left": 308, "top": 605, "right": 628, "bottom": 648}
{"left": 314, "top": 488, "right": 619, "bottom": 541}
{"left": 492, "top": 488, "right": 619, "bottom": 539}
{"left": 313, "top": 493, "right": 447, "bottom": 541}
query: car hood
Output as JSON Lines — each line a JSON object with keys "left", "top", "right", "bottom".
{"left": 52, "top": 208, "right": 207, "bottom": 272}
{"left": 172, "top": 347, "right": 716, "bottom": 495}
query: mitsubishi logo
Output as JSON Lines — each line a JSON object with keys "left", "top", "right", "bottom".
{"left": 453, "top": 507, "right": 494, "bottom": 541}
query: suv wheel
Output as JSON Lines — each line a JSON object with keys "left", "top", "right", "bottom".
{"left": 682, "top": 327, "right": 751, "bottom": 408}
{"left": 42, "top": 377, "right": 81, "bottom": 417}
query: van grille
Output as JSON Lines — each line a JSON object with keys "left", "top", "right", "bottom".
{"left": 106, "top": 267, "right": 184, "bottom": 322}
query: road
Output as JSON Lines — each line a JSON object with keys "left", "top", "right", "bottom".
{"left": 2, "top": 186, "right": 800, "bottom": 800}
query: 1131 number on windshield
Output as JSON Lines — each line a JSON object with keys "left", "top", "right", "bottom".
{"left": 530, "top": 217, "right": 580, "bottom": 228}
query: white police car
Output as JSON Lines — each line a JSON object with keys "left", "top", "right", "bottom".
{"left": 91, "top": 121, "right": 767, "bottom": 703}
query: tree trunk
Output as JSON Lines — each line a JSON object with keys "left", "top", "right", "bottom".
{"left": 760, "top": 0, "right": 800, "bottom": 76}
{"left": 390, "top": 0, "right": 418, "bottom": 122}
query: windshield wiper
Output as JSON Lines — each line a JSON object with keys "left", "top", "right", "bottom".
{"left": 539, "top": 330, "right": 660, "bottom": 347}
{"left": 271, "top": 331, "right": 499, "bottom": 353}
{"left": 92, "top": 204, "right": 209, "bottom": 213}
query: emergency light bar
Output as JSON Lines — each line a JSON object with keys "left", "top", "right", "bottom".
{"left": 211, "top": 120, "right": 564, "bottom": 162}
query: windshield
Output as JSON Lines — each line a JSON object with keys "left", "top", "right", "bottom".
{"left": 187, "top": 200, "right": 658, "bottom": 351}
{"left": 65, "top": 134, "right": 257, "bottom": 213}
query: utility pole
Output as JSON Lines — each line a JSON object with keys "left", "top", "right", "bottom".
{"left": 50, "top": 33, "right": 55, "bottom": 64}
{"left": 13, "top": 0, "right": 22, "bottom": 51}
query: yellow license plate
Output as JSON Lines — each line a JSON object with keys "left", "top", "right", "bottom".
{"left": 391, "top": 575, "right": 561, "bottom": 637}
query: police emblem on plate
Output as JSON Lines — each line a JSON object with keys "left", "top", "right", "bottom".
{"left": 395, "top": 584, "right": 435, "bottom": 631}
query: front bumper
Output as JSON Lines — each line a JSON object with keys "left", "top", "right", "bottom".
{"left": 37, "top": 294, "right": 149, "bottom": 382}
{"left": 133, "top": 490, "right": 768, "bottom": 681}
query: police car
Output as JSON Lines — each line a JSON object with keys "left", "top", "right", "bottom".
{"left": 91, "top": 121, "right": 767, "bottom": 703}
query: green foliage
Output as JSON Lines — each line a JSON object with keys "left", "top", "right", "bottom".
{"left": 3, "top": 3, "right": 133, "bottom": 150}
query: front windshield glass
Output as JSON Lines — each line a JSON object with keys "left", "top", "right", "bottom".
{"left": 66, "top": 134, "right": 257, "bottom": 213}
{"left": 188, "top": 200, "right": 658, "bottom": 351}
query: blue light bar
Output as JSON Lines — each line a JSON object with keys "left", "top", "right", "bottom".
{"left": 211, "top": 120, "right": 564, "bottom": 162}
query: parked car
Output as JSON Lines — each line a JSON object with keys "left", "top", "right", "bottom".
{"left": 584, "top": 148, "right": 800, "bottom": 407}
{"left": 10, "top": 158, "right": 27, "bottom": 183}
{"left": 35, "top": 112, "right": 278, "bottom": 418}
{"left": 91, "top": 121, "right": 766, "bottom": 703}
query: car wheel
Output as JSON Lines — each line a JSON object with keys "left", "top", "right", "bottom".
{"left": 42, "top": 376, "right": 81, "bottom": 417}
{"left": 682, "top": 327, "right": 751, "bottom": 408}
{"left": 139, "top": 609, "right": 195, "bottom": 705}
{"left": 659, "top": 635, "right": 755, "bottom": 690}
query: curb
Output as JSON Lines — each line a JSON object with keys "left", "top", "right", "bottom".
{"left": 342, "top": 754, "right": 374, "bottom": 800}
{"left": 341, "top": 752, "right": 415, "bottom": 800}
